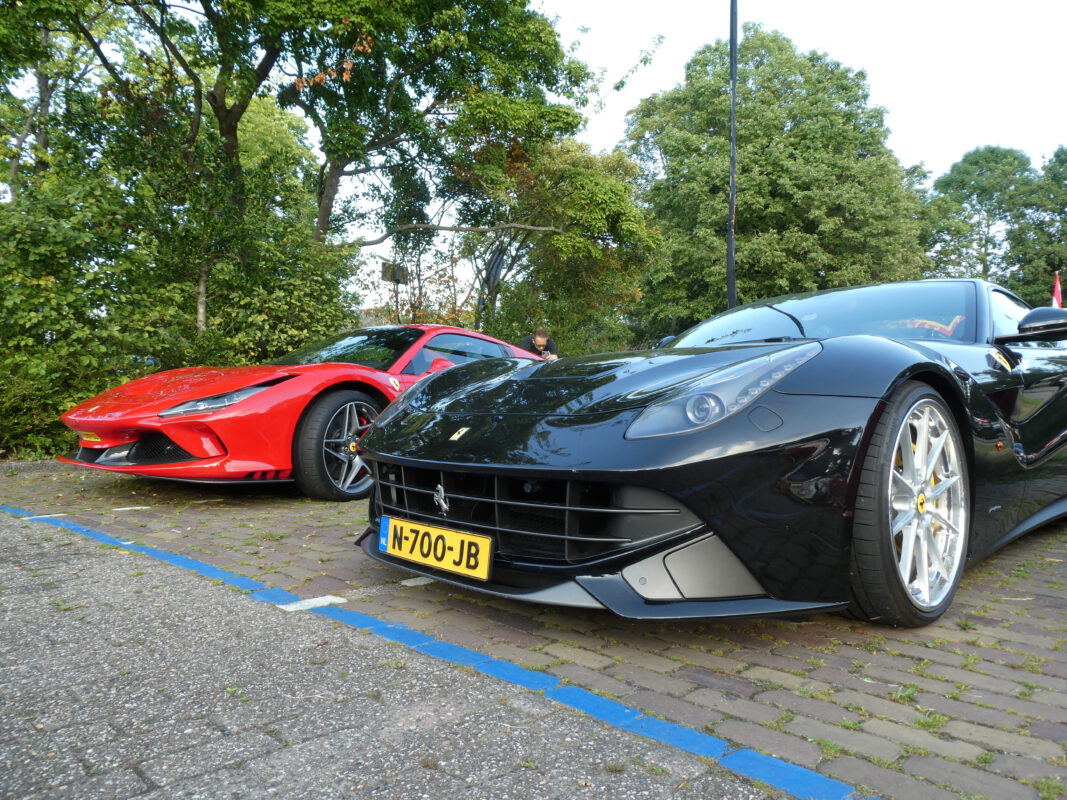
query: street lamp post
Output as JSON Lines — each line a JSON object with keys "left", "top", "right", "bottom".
{"left": 726, "top": 0, "right": 738, "bottom": 308}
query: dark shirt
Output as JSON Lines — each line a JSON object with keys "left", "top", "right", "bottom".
{"left": 519, "top": 335, "right": 557, "bottom": 357}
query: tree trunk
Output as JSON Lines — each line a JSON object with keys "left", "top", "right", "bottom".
{"left": 197, "top": 263, "right": 209, "bottom": 334}
{"left": 315, "top": 161, "right": 347, "bottom": 242}
{"left": 33, "top": 31, "right": 52, "bottom": 177}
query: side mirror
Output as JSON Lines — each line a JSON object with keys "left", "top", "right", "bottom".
{"left": 995, "top": 307, "right": 1067, "bottom": 344}
{"left": 428, "top": 357, "right": 455, "bottom": 373}
{"left": 654, "top": 335, "right": 676, "bottom": 349}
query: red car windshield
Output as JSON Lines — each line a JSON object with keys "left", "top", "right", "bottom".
{"left": 273, "top": 327, "right": 424, "bottom": 370}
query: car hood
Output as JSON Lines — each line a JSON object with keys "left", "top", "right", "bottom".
{"left": 409, "top": 342, "right": 811, "bottom": 416}
{"left": 64, "top": 365, "right": 293, "bottom": 420}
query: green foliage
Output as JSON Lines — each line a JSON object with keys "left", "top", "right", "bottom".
{"left": 477, "top": 140, "right": 663, "bottom": 354}
{"left": 930, "top": 145, "right": 1038, "bottom": 281}
{"left": 1004, "top": 147, "right": 1067, "bottom": 305}
{"left": 627, "top": 25, "right": 927, "bottom": 339}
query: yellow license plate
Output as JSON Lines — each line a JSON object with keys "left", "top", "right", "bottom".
{"left": 77, "top": 431, "right": 101, "bottom": 442}
{"left": 378, "top": 516, "right": 492, "bottom": 581}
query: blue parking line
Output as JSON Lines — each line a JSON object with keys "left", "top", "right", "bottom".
{"left": 3, "top": 503, "right": 866, "bottom": 800}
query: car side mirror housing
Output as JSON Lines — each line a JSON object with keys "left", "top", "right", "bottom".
{"left": 428, "top": 357, "right": 456, "bottom": 373}
{"left": 995, "top": 307, "right": 1067, "bottom": 344}
{"left": 654, "top": 335, "right": 676, "bottom": 349}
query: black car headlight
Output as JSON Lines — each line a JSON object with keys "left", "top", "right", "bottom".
{"left": 625, "top": 342, "right": 821, "bottom": 439}
{"left": 158, "top": 386, "right": 271, "bottom": 417}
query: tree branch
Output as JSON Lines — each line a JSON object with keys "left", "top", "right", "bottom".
{"left": 74, "top": 19, "right": 131, "bottom": 98}
{"left": 356, "top": 222, "right": 564, "bottom": 248}
{"left": 135, "top": 3, "right": 203, "bottom": 150}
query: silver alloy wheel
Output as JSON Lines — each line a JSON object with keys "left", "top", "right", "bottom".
{"left": 321, "top": 400, "right": 377, "bottom": 494}
{"left": 887, "top": 398, "right": 967, "bottom": 610}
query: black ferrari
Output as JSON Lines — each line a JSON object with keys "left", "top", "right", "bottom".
{"left": 356, "top": 280, "right": 1067, "bottom": 626}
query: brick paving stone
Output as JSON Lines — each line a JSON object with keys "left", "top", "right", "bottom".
{"left": 828, "top": 689, "right": 921, "bottom": 724}
{"left": 754, "top": 690, "right": 861, "bottom": 725}
{"left": 542, "top": 643, "right": 615, "bottom": 670}
{"left": 949, "top": 642, "right": 1031, "bottom": 666}
{"left": 884, "top": 641, "right": 970, "bottom": 667}
{"left": 606, "top": 663, "right": 694, "bottom": 696}
{"left": 990, "top": 753, "right": 1067, "bottom": 783}
{"left": 902, "top": 755, "right": 1040, "bottom": 800}
{"left": 834, "top": 645, "right": 926, "bottom": 674}
{"left": 730, "top": 649, "right": 815, "bottom": 673}
{"left": 1043, "top": 660, "right": 1067, "bottom": 680}
{"left": 859, "top": 665, "right": 949, "bottom": 694}
{"left": 960, "top": 689, "right": 1067, "bottom": 723}
{"left": 925, "top": 663, "right": 1035, "bottom": 695}
{"left": 675, "top": 666, "right": 760, "bottom": 697}
{"left": 784, "top": 716, "right": 902, "bottom": 762}
{"left": 383, "top": 596, "right": 447, "bottom": 616}
{"left": 738, "top": 666, "right": 832, "bottom": 693}
{"left": 417, "top": 624, "right": 493, "bottom": 650}
{"left": 964, "top": 624, "right": 1063, "bottom": 651}
{"left": 548, "top": 663, "right": 631, "bottom": 697}
{"left": 1028, "top": 721, "right": 1067, "bottom": 741}
{"left": 443, "top": 598, "right": 545, "bottom": 633}
{"left": 596, "top": 627, "right": 673, "bottom": 651}
{"left": 712, "top": 720, "right": 823, "bottom": 767}
{"left": 598, "top": 646, "right": 682, "bottom": 674}
{"left": 941, "top": 719, "right": 1066, "bottom": 759}
{"left": 627, "top": 690, "right": 723, "bottom": 729}
{"left": 1030, "top": 689, "right": 1067, "bottom": 711}
{"left": 819, "top": 755, "right": 963, "bottom": 800}
{"left": 477, "top": 624, "right": 550, "bottom": 649}
{"left": 686, "top": 688, "right": 782, "bottom": 725}
{"left": 978, "top": 661, "right": 1067, "bottom": 692}
{"left": 526, "top": 628, "right": 608, "bottom": 651}
{"left": 661, "top": 646, "right": 739, "bottom": 673}
{"left": 860, "top": 718, "right": 985, "bottom": 761}
{"left": 481, "top": 643, "right": 558, "bottom": 669}
{"left": 809, "top": 666, "right": 897, "bottom": 694}
{"left": 531, "top": 611, "right": 605, "bottom": 633}
{"left": 765, "top": 622, "right": 872, "bottom": 648}
{"left": 913, "top": 692, "right": 1020, "bottom": 729}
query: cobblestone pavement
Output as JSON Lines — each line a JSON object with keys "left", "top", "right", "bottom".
{"left": 2, "top": 463, "right": 1066, "bottom": 800}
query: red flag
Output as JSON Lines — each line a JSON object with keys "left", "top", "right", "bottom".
{"left": 1055, "top": 272, "right": 1063, "bottom": 308}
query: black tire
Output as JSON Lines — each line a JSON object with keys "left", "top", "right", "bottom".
{"left": 293, "top": 390, "right": 382, "bottom": 501}
{"left": 849, "top": 381, "right": 969, "bottom": 626}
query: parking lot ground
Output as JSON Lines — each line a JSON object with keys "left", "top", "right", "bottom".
{"left": 2, "top": 462, "right": 1066, "bottom": 800}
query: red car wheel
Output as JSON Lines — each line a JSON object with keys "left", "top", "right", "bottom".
{"left": 293, "top": 390, "right": 382, "bottom": 501}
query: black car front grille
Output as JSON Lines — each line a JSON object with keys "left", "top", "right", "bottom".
{"left": 125, "top": 432, "right": 198, "bottom": 465}
{"left": 368, "top": 460, "right": 701, "bottom": 564}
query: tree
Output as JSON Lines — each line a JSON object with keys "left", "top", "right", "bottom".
{"left": 930, "top": 146, "right": 1038, "bottom": 281}
{"left": 627, "top": 26, "right": 926, "bottom": 338}
{"left": 1004, "top": 147, "right": 1067, "bottom": 305}
{"left": 470, "top": 139, "right": 662, "bottom": 354}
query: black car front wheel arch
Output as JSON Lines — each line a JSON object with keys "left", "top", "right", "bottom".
{"left": 293, "top": 390, "right": 382, "bottom": 501}
{"left": 849, "top": 380, "right": 970, "bottom": 626}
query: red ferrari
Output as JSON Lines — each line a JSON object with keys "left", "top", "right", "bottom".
{"left": 60, "top": 325, "right": 536, "bottom": 500}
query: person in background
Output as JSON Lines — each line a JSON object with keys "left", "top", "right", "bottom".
{"left": 519, "top": 327, "right": 558, "bottom": 360}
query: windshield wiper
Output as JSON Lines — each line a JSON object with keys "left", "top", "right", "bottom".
{"left": 766, "top": 305, "right": 807, "bottom": 337}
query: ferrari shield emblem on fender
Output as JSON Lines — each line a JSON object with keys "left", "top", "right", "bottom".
{"left": 449, "top": 427, "right": 470, "bottom": 441}
{"left": 389, "top": 377, "right": 401, "bottom": 391}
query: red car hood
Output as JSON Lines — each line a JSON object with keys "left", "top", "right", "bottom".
{"left": 63, "top": 365, "right": 293, "bottom": 422}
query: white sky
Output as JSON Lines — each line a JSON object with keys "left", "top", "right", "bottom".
{"left": 535, "top": 0, "right": 1067, "bottom": 181}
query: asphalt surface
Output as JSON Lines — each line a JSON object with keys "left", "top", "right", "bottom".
{"left": 2, "top": 462, "right": 1066, "bottom": 800}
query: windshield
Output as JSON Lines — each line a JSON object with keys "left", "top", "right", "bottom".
{"left": 274, "top": 327, "right": 424, "bottom": 369}
{"left": 671, "top": 282, "right": 978, "bottom": 348}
